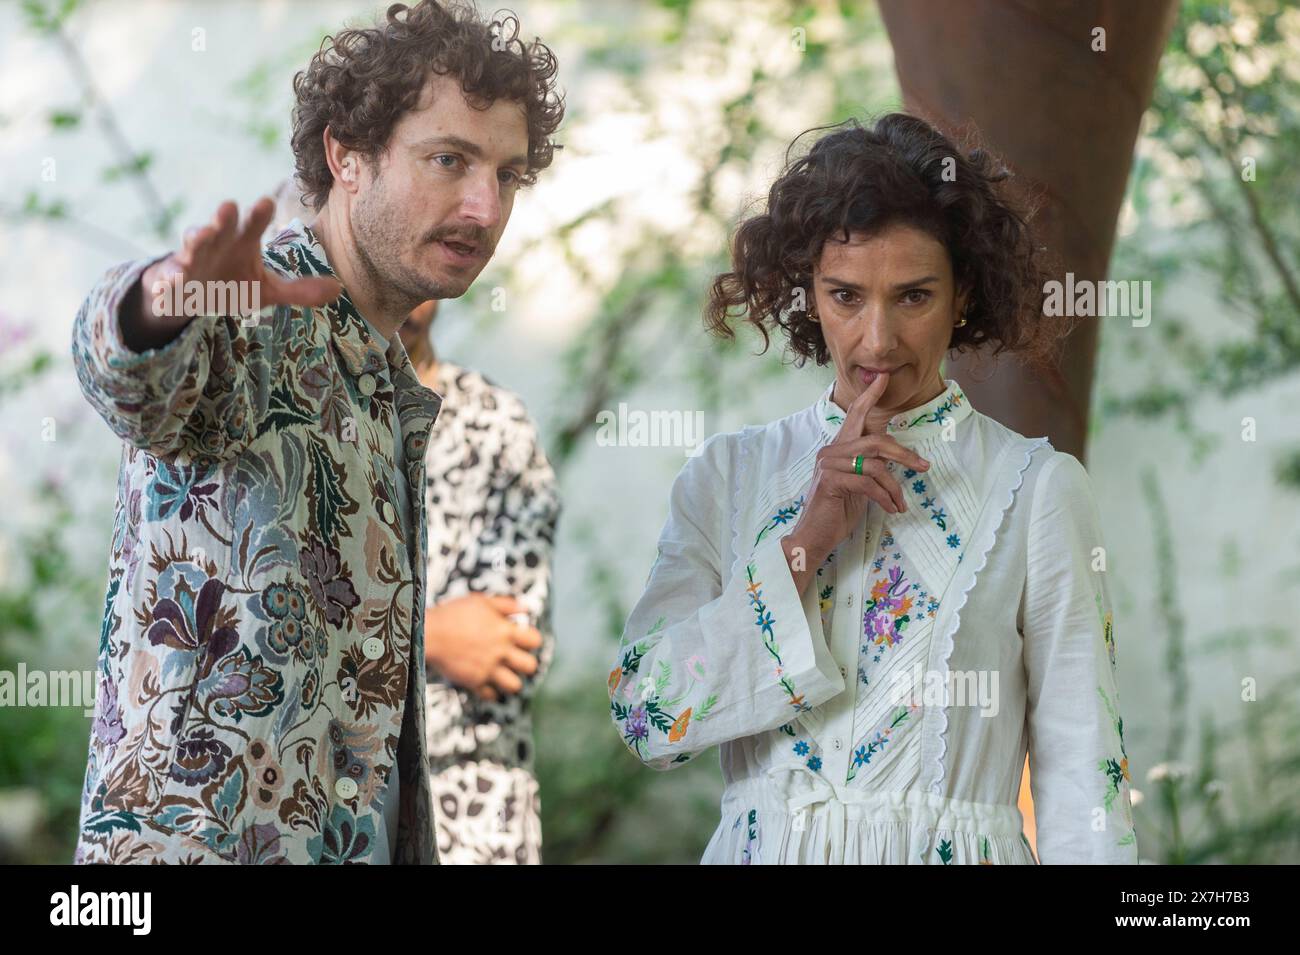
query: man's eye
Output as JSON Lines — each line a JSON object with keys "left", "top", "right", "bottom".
{"left": 498, "top": 169, "right": 521, "bottom": 186}
{"left": 432, "top": 154, "right": 460, "bottom": 169}
{"left": 902, "top": 289, "right": 931, "bottom": 304}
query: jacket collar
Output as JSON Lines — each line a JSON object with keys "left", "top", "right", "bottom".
{"left": 268, "top": 219, "right": 443, "bottom": 473}
{"left": 269, "top": 219, "right": 389, "bottom": 379}
{"left": 816, "top": 377, "right": 972, "bottom": 444}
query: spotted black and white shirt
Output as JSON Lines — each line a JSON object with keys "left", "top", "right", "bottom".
{"left": 421, "top": 359, "right": 560, "bottom": 864}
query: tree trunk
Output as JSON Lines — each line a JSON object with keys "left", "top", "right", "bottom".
{"left": 879, "top": 0, "right": 1177, "bottom": 463}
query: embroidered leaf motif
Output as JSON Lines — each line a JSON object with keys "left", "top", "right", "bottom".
{"left": 620, "top": 641, "right": 647, "bottom": 675}
{"left": 845, "top": 705, "right": 915, "bottom": 783}
{"left": 746, "top": 561, "right": 810, "bottom": 713}
{"left": 936, "top": 838, "right": 954, "bottom": 864}
{"left": 741, "top": 809, "right": 759, "bottom": 864}
{"left": 754, "top": 495, "right": 805, "bottom": 547}
{"left": 655, "top": 658, "right": 672, "bottom": 695}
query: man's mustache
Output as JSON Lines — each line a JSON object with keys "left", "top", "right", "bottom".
{"left": 426, "top": 227, "right": 492, "bottom": 250}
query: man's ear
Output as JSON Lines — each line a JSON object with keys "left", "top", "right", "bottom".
{"left": 323, "top": 127, "right": 360, "bottom": 196}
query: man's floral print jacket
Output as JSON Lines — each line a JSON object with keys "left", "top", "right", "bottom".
{"left": 70, "top": 220, "right": 442, "bottom": 864}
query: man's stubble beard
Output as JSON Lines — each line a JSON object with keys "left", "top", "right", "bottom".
{"left": 351, "top": 184, "right": 468, "bottom": 318}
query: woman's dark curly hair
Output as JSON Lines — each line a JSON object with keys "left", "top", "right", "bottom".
{"left": 291, "top": 0, "right": 565, "bottom": 211}
{"left": 705, "top": 113, "right": 1066, "bottom": 371}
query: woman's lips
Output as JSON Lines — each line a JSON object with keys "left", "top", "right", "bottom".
{"left": 858, "top": 365, "right": 901, "bottom": 385}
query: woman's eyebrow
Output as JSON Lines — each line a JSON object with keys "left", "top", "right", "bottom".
{"left": 816, "top": 274, "right": 940, "bottom": 290}
{"left": 891, "top": 275, "right": 939, "bottom": 290}
{"left": 817, "top": 275, "right": 864, "bottom": 289}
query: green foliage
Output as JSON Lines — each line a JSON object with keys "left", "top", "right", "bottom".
{"left": 1109, "top": 0, "right": 1300, "bottom": 435}
{"left": 1104, "top": 7, "right": 1300, "bottom": 860}
{"left": 0, "top": 473, "right": 100, "bottom": 863}
{"left": 19, "top": 0, "right": 82, "bottom": 34}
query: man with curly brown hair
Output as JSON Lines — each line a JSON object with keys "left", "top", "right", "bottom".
{"left": 70, "top": 1, "right": 563, "bottom": 865}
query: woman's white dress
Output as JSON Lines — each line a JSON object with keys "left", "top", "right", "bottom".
{"left": 607, "top": 378, "right": 1137, "bottom": 864}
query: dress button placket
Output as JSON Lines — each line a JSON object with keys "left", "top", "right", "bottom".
{"left": 823, "top": 508, "right": 873, "bottom": 786}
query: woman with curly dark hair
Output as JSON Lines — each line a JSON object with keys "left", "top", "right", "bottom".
{"left": 607, "top": 113, "right": 1137, "bottom": 865}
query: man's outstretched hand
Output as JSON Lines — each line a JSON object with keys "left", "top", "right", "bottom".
{"left": 121, "top": 197, "right": 342, "bottom": 352}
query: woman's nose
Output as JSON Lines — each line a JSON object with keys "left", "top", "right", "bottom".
{"left": 858, "top": 306, "right": 898, "bottom": 352}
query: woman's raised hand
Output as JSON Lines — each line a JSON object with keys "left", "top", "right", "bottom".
{"left": 781, "top": 372, "right": 931, "bottom": 594}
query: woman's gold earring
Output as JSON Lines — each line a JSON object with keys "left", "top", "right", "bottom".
{"left": 955, "top": 308, "right": 969, "bottom": 328}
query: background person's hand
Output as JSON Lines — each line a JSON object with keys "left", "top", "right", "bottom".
{"left": 423, "top": 593, "right": 543, "bottom": 702}
{"left": 781, "top": 371, "right": 932, "bottom": 595}
{"left": 124, "top": 198, "right": 342, "bottom": 350}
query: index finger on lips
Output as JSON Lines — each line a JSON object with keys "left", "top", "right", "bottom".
{"left": 837, "top": 371, "right": 890, "bottom": 443}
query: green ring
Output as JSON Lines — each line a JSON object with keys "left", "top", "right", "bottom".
{"left": 853, "top": 454, "right": 864, "bottom": 475}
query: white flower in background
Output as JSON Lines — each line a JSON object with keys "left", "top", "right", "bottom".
{"left": 1146, "top": 761, "right": 1190, "bottom": 783}
{"left": 1186, "top": 21, "right": 1220, "bottom": 57}
{"left": 1129, "top": 788, "right": 1145, "bottom": 809}
{"left": 1227, "top": 5, "right": 1259, "bottom": 46}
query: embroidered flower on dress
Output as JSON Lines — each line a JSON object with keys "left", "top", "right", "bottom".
{"left": 862, "top": 564, "right": 913, "bottom": 660}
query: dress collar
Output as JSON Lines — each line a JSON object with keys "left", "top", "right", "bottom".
{"left": 816, "top": 377, "right": 973, "bottom": 443}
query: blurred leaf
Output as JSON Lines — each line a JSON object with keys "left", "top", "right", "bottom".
{"left": 101, "top": 151, "right": 153, "bottom": 183}
{"left": 47, "top": 108, "right": 81, "bottom": 130}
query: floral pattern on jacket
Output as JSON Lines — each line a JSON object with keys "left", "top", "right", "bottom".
{"left": 71, "top": 219, "right": 442, "bottom": 864}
